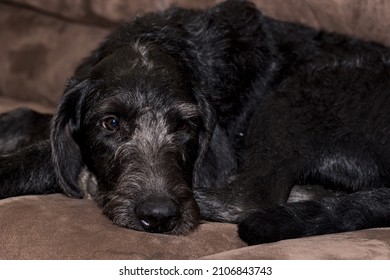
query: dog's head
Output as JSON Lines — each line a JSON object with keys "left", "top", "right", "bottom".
{"left": 50, "top": 0, "right": 269, "bottom": 234}
{"left": 51, "top": 43, "right": 215, "bottom": 234}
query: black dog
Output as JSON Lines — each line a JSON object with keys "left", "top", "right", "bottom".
{"left": 1, "top": 0, "right": 390, "bottom": 244}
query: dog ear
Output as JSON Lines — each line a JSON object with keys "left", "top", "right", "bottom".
{"left": 192, "top": 86, "right": 238, "bottom": 190}
{"left": 50, "top": 78, "right": 92, "bottom": 198}
{"left": 191, "top": 87, "right": 217, "bottom": 188}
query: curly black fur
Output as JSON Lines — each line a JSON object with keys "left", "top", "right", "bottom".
{"left": 1, "top": 0, "right": 390, "bottom": 244}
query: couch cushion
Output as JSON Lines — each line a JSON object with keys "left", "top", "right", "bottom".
{"left": 0, "top": 97, "right": 54, "bottom": 114}
{"left": 0, "top": 194, "right": 246, "bottom": 259}
{"left": 203, "top": 228, "right": 390, "bottom": 260}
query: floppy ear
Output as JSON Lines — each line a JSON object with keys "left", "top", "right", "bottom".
{"left": 192, "top": 87, "right": 213, "bottom": 187}
{"left": 50, "top": 78, "right": 92, "bottom": 198}
{"left": 192, "top": 86, "right": 238, "bottom": 190}
{"left": 192, "top": 87, "right": 215, "bottom": 162}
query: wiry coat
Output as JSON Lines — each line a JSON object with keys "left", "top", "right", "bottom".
{"left": 1, "top": 0, "right": 390, "bottom": 244}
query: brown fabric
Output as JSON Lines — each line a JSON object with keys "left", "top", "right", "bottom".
{"left": 256, "top": 0, "right": 390, "bottom": 45}
{"left": 1, "top": 0, "right": 390, "bottom": 260}
{"left": 0, "top": 194, "right": 246, "bottom": 259}
{"left": 0, "top": 3, "right": 108, "bottom": 106}
{"left": 0, "top": 97, "right": 54, "bottom": 114}
{"left": 203, "top": 229, "right": 390, "bottom": 260}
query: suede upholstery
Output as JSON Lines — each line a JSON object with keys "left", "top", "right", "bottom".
{"left": 1, "top": 0, "right": 390, "bottom": 259}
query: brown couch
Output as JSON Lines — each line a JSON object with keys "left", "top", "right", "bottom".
{"left": 1, "top": 0, "right": 390, "bottom": 260}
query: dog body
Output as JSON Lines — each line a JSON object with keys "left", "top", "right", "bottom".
{"left": 1, "top": 0, "right": 390, "bottom": 244}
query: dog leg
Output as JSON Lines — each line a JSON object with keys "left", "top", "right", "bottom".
{"left": 0, "top": 108, "right": 52, "bottom": 154}
{"left": 0, "top": 140, "right": 61, "bottom": 199}
{"left": 238, "top": 187, "right": 390, "bottom": 245}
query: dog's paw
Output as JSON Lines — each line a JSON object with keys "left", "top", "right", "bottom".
{"left": 238, "top": 209, "right": 281, "bottom": 245}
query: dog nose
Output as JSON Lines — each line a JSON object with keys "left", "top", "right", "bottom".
{"left": 136, "top": 197, "right": 180, "bottom": 233}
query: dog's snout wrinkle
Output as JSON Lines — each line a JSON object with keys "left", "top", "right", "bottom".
{"left": 136, "top": 197, "right": 180, "bottom": 233}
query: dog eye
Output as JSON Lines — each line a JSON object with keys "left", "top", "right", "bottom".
{"left": 176, "top": 121, "right": 189, "bottom": 132}
{"left": 175, "top": 119, "right": 196, "bottom": 133}
{"left": 102, "top": 116, "right": 120, "bottom": 132}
